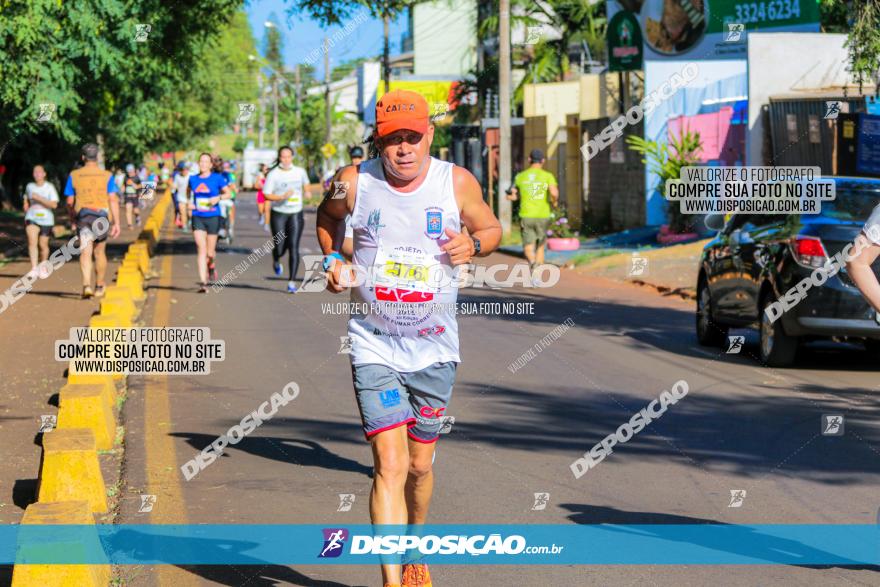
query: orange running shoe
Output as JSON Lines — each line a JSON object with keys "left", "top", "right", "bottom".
{"left": 402, "top": 563, "right": 432, "bottom": 587}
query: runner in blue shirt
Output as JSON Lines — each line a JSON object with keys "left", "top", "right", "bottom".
{"left": 187, "top": 152, "right": 230, "bottom": 292}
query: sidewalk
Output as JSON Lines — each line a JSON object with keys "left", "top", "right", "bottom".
{"left": 574, "top": 239, "right": 709, "bottom": 300}
{"left": 0, "top": 210, "right": 154, "bottom": 526}
{"left": 499, "top": 224, "right": 707, "bottom": 300}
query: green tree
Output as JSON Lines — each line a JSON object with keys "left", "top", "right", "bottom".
{"left": 820, "top": 1, "right": 880, "bottom": 91}
{"left": 332, "top": 57, "right": 369, "bottom": 82}
{"left": 0, "top": 1, "right": 254, "bottom": 204}
{"left": 819, "top": 0, "right": 849, "bottom": 32}
{"left": 280, "top": 92, "right": 359, "bottom": 171}
{"left": 518, "top": 0, "right": 606, "bottom": 94}
{"left": 455, "top": 0, "right": 606, "bottom": 120}
{"left": 289, "top": 0, "right": 418, "bottom": 89}
{"left": 842, "top": 0, "right": 880, "bottom": 91}
{"left": 626, "top": 129, "right": 702, "bottom": 233}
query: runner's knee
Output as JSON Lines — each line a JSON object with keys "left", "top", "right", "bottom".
{"left": 408, "top": 455, "right": 433, "bottom": 479}
{"left": 374, "top": 448, "right": 409, "bottom": 482}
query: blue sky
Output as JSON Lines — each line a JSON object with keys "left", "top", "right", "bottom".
{"left": 246, "top": 0, "right": 408, "bottom": 77}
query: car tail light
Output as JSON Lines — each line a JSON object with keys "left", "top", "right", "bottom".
{"left": 792, "top": 236, "right": 828, "bottom": 268}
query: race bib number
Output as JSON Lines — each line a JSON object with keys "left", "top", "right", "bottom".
{"left": 196, "top": 198, "right": 213, "bottom": 211}
{"left": 373, "top": 247, "right": 441, "bottom": 293}
{"left": 286, "top": 193, "right": 301, "bottom": 207}
{"left": 32, "top": 209, "right": 48, "bottom": 219}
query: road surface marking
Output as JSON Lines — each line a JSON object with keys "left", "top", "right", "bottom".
{"left": 145, "top": 236, "right": 199, "bottom": 586}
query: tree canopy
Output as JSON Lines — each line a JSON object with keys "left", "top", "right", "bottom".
{"left": 0, "top": 0, "right": 258, "bottom": 202}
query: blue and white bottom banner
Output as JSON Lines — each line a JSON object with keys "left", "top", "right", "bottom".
{"left": 2, "top": 524, "right": 879, "bottom": 565}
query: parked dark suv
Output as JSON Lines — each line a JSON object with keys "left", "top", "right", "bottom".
{"left": 696, "top": 177, "right": 880, "bottom": 366}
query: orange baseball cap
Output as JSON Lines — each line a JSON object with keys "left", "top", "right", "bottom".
{"left": 376, "top": 90, "right": 429, "bottom": 137}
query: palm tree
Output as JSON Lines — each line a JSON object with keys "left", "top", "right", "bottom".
{"left": 626, "top": 128, "right": 703, "bottom": 233}
{"left": 457, "top": 0, "right": 607, "bottom": 115}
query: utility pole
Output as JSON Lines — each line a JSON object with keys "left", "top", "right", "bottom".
{"left": 273, "top": 74, "right": 279, "bottom": 150}
{"left": 295, "top": 63, "right": 302, "bottom": 147}
{"left": 498, "top": 0, "right": 512, "bottom": 234}
{"left": 258, "top": 75, "right": 265, "bottom": 148}
{"left": 383, "top": 5, "right": 391, "bottom": 92}
{"left": 324, "top": 36, "right": 332, "bottom": 145}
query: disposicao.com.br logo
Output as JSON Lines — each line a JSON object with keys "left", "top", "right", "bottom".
{"left": 318, "top": 528, "right": 563, "bottom": 558}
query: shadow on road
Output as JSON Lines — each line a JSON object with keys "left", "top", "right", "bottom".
{"left": 176, "top": 565, "right": 362, "bottom": 587}
{"left": 562, "top": 504, "right": 877, "bottom": 570}
{"left": 170, "top": 432, "right": 372, "bottom": 477}
{"left": 5, "top": 289, "right": 84, "bottom": 300}
{"left": 461, "top": 289, "right": 880, "bottom": 371}
{"left": 448, "top": 380, "right": 880, "bottom": 484}
{"left": 106, "top": 528, "right": 362, "bottom": 586}
{"left": 11, "top": 478, "right": 36, "bottom": 510}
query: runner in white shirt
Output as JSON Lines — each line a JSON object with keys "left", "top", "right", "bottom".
{"left": 262, "top": 146, "right": 310, "bottom": 293}
{"left": 316, "top": 90, "right": 501, "bottom": 587}
{"left": 23, "top": 164, "right": 60, "bottom": 278}
{"left": 173, "top": 163, "right": 191, "bottom": 231}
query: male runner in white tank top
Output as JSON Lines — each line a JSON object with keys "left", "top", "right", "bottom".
{"left": 317, "top": 90, "right": 501, "bottom": 587}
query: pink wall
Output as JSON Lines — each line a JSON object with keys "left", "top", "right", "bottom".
{"left": 668, "top": 106, "right": 745, "bottom": 165}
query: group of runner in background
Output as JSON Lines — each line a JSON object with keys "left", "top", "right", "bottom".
{"left": 21, "top": 143, "right": 384, "bottom": 298}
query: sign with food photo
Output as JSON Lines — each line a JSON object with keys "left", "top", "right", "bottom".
{"left": 607, "top": 0, "right": 820, "bottom": 60}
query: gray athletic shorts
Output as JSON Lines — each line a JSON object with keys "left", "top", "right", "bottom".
{"left": 351, "top": 361, "right": 457, "bottom": 443}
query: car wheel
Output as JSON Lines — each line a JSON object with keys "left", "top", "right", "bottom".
{"left": 863, "top": 339, "right": 880, "bottom": 357}
{"left": 696, "top": 279, "right": 727, "bottom": 346}
{"left": 759, "top": 293, "right": 798, "bottom": 367}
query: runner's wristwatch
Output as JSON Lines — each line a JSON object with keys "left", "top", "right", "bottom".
{"left": 322, "top": 252, "right": 345, "bottom": 272}
{"left": 471, "top": 236, "right": 481, "bottom": 255}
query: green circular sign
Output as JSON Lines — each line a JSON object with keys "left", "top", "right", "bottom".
{"left": 608, "top": 11, "right": 643, "bottom": 72}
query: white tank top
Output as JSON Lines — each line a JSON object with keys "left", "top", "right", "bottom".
{"left": 348, "top": 157, "right": 461, "bottom": 372}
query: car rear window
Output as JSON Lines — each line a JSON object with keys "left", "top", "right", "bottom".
{"left": 818, "top": 184, "right": 880, "bottom": 222}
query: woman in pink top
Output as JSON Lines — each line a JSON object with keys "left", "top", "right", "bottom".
{"left": 255, "top": 164, "right": 269, "bottom": 230}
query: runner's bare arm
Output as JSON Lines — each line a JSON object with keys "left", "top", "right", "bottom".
{"left": 66, "top": 196, "right": 76, "bottom": 227}
{"left": 262, "top": 185, "right": 286, "bottom": 201}
{"left": 109, "top": 194, "right": 121, "bottom": 238}
{"left": 549, "top": 184, "right": 559, "bottom": 206}
{"left": 317, "top": 166, "right": 358, "bottom": 293}
{"left": 341, "top": 230, "right": 354, "bottom": 260}
{"left": 846, "top": 234, "right": 880, "bottom": 312}
{"left": 444, "top": 166, "right": 501, "bottom": 264}
{"left": 30, "top": 194, "right": 57, "bottom": 208}
{"left": 317, "top": 165, "right": 357, "bottom": 255}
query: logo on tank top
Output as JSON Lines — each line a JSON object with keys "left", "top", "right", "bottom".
{"left": 374, "top": 287, "right": 433, "bottom": 303}
{"left": 425, "top": 206, "right": 443, "bottom": 239}
{"left": 367, "top": 209, "right": 385, "bottom": 237}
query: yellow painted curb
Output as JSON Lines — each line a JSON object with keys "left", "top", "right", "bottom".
{"left": 121, "top": 256, "right": 142, "bottom": 274}
{"left": 62, "top": 377, "right": 116, "bottom": 407}
{"left": 129, "top": 248, "right": 151, "bottom": 267}
{"left": 100, "top": 297, "right": 137, "bottom": 324}
{"left": 104, "top": 285, "right": 138, "bottom": 306}
{"left": 129, "top": 240, "right": 149, "bottom": 255}
{"left": 89, "top": 313, "right": 124, "bottom": 329}
{"left": 125, "top": 248, "right": 150, "bottom": 274}
{"left": 115, "top": 270, "right": 144, "bottom": 301}
{"left": 10, "top": 501, "right": 110, "bottom": 587}
{"left": 57, "top": 385, "right": 117, "bottom": 450}
{"left": 37, "top": 429, "right": 107, "bottom": 513}
{"left": 69, "top": 356, "right": 123, "bottom": 382}
{"left": 143, "top": 219, "right": 159, "bottom": 239}
{"left": 137, "top": 235, "right": 156, "bottom": 256}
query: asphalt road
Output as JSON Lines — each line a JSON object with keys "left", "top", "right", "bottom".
{"left": 115, "top": 195, "right": 880, "bottom": 587}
